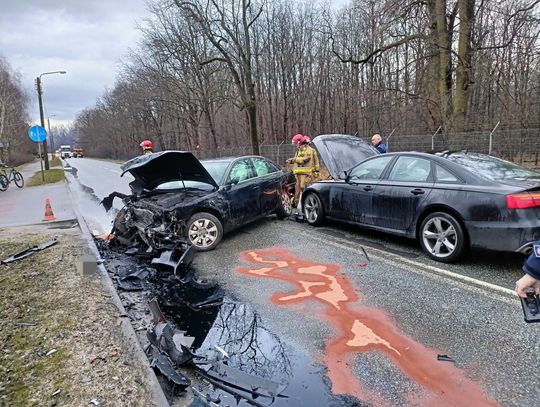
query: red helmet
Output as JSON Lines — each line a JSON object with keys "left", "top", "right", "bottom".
{"left": 140, "top": 140, "right": 153, "bottom": 150}
{"left": 292, "top": 134, "right": 304, "bottom": 145}
{"left": 302, "top": 136, "right": 311, "bottom": 144}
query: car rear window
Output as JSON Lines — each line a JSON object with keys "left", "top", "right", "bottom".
{"left": 445, "top": 153, "right": 540, "bottom": 181}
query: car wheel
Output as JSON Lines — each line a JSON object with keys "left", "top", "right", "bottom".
{"left": 187, "top": 212, "right": 223, "bottom": 251}
{"left": 275, "top": 189, "right": 292, "bottom": 219}
{"left": 303, "top": 192, "right": 325, "bottom": 226}
{"left": 419, "top": 212, "right": 466, "bottom": 263}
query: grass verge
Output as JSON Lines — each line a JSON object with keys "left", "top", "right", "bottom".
{"left": 26, "top": 169, "right": 65, "bottom": 186}
{"left": 0, "top": 228, "right": 152, "bottom": 406}
{"left": 49, "top": 157, "right": 62, "bottom": 168}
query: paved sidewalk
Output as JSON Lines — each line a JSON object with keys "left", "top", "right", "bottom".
{"left": 0, "top": 161, "right": 76, "bottom": 227}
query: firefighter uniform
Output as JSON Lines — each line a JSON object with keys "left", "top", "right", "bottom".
{"left": 292, "top": 145, "right": 320, "bottom": 205}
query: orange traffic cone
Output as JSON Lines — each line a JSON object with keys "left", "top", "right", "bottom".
{"left": 43, "top": 198, "right": 56, "bottom": 221}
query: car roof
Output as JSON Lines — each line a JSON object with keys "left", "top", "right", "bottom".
{"left": 202, "top": 155, "right": 270, "bottom": 163}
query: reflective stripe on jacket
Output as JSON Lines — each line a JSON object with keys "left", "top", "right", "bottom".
{"left": 292, "top": 146, "right": 320, "bottom": 174}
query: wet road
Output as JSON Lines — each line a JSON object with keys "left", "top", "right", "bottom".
{"left": 68, "top": 157, "right": 540, "bottom": 407}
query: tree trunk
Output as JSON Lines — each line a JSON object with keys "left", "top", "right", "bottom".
{"left": 453, "top": 0, "right": 475, "bottom": 128}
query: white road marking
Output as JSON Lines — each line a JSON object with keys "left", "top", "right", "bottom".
{"left": 298, "top": 229, "right": 518, "bottom": 305}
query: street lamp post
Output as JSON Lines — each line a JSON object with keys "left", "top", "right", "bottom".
{"left": 36, "top": 71, "right": 66, "bottom": 170}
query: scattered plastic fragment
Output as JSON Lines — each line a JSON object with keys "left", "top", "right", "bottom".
{"left": 94, "top": 233, "right": 116, "bottom": 241}
{"left": 437, "top": 354, "right": 455, "bottom": 362}
{"left": 361, "top": 246, "right": 370, "bottom": 262}
{"left": 52, "top": 389, "right": 61, "bottom": 396}
{"left": 214, "top": 345, "right": 228, "bottom": 359}
{"left": 1, "top": 238, "right": 58, "bottom": 265}
{"left": 15, "top": 322, "right": 37, "bottom": 327}
{"left": 89, "top": 399, "right": 100, "bottom": 406}
{"left": 46, "top": 349, "right": 58, "bottom": 356}
{"left": 150, "top": 354, "right": 191, "bottom": 387}
{"left": 358, "top": 262, "right": 368, "bottom": 267}
{"left": 151, "top": 243, "right": 194, "bottom": 275}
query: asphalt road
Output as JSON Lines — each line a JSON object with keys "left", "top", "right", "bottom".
{"left": 66, "top": 157, "right": 540, "bottom": 407}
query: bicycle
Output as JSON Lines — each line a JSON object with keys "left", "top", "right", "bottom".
{"left": 0, "top": 164, "right": 24, "bottom": 189}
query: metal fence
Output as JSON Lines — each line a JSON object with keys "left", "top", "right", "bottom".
{"left": 193, "top": 128, "right": 540, "bottom": 169}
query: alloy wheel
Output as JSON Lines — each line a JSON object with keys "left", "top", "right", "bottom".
{"left": 422, "top": 217, "right": 457, "bottom": 258}
{"left": 281, "top": 191, "right": 292, "bottom": 215}
{"left": 188, "top": 218, "right": 219, "bottom": 249}
{"left": 304, "top": 194, "right": 320, "bottom": 223}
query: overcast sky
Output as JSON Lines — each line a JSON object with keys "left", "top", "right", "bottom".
{"left": 0, "top": 0, "right": 349, "bottom": 127}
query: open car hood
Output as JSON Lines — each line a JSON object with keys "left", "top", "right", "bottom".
{"left": 312, "top": 134, "right": 379, "bottom": 179}
{"left": 121, "top": 151, "right": 218, "bottom": 191}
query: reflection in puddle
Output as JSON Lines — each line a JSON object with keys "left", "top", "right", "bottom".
{"left": 155, "top": 273, "right": 354, "bottom": 406}
{"left": 237, "top": 248, "right": 499, "bottom": 406}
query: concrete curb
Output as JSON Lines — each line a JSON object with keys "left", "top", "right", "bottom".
{"left": 66, "top": 180, "right": 170, "bottom": 407}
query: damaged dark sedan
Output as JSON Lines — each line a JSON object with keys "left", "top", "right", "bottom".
{"left": 304, "top": 136, "right": 540, "bottom": 262}
{"left": 104, "top": 151, "right": 292, "bottom": 251}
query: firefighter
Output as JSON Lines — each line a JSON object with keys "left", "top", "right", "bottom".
{"left": 140, "top": 139, "right": 153, "bottom": 155}
{"left": 287, "top": 135, "right": 320, "bottom": 208}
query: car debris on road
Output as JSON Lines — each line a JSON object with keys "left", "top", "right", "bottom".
{"left": 1, "top": 237, "right": 58, "bottom": 265}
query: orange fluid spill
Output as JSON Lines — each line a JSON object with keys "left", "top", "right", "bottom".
{"left": 236, "top": 248, "right": 499, "bottom": 407}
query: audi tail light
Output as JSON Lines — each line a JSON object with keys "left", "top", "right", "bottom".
{"left": 507, "top": 192, "right": 540, "bottom": 209}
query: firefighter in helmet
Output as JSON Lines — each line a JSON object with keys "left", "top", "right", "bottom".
{"left": 140, "top": 140, "right": 153, "bottom": 155}
{"left": 287, "top": 134, "right": 320, "bottom": 208}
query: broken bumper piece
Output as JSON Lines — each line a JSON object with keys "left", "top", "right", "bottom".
{"left": 151, "top": 243, "right": 194, "bottom": 274}
{"left": 1, "top": 238, "right": 58, "bottom": 265}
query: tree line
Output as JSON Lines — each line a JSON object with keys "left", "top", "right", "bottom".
{"left": 0, "top": 56, "right": 34, "bottom": 165}
{"left": 74, "top": 0, "right": 540, "bottom": 159}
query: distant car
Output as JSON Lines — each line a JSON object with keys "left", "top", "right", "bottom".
{"left": 108, "top": 151, "right": 293, "bottom": 251}
{"left": 73, "top": 148, "right": 84, "bottom": 158}
{"left": 59, "top": 145, "right": 71, "bottom": 159}
{"left": 303, "top": 138, "right": 540, "bottom": 262}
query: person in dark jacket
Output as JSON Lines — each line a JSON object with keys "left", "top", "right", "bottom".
{"left": 515, "top": 242, "right": 540, "bottom": 297}
{"left": 371, "top": 134, "right": 387, "bottom": 153}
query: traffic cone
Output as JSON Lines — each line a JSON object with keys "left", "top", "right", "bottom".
{"left": 43, "top": 198, "right": 56, "bottom": 221}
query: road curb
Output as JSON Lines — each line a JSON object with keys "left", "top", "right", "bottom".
{"left": 66, "top": 181, "right": 170, "bottom": 407}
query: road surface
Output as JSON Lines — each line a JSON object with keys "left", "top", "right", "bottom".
{"left": 65, "top": 157, "right": 540, "bottom": 407}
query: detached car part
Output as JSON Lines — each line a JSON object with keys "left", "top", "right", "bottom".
{"left": 1, "top": 238, "right": 58, "bottom": 265}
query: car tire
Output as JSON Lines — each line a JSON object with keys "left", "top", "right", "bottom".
{"left": 303, "top": 192, "right": 325, "bottom": 226}
{"left": 275, "top": 189, "right": 293, "bottom": 219}
{"left": 187, "top": 212, "right": 223, "bottom": 251}
{"left": 419, "top": 211, "right": 466, "bottom": 263}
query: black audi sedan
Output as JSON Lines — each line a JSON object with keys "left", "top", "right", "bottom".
{"left": 108, "top": 151, "right": 292, "bottom": 251}
{"left": 303, "top": 136, "right": 540, "bottom": 262}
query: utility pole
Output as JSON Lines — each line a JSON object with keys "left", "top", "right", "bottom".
{"left": 47, "top": 117, "right": 55, "bottom": 153}
{"left": 36, "top": 76, "right": 50, "bottom": 170}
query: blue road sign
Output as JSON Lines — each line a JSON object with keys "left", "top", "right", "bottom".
{"left": 28, "top": 125, "right": 47, "bottom": 142}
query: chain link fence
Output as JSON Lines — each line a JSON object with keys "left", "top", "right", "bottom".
{"left": 193, "top": 128, "right": 540, "bottom": 169}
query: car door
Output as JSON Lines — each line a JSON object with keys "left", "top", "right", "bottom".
{"left": 224, "top": 158, "right": 260, "bottom": 226}
{"left": 329, "top": 155, "right": 394, "bottom": 225}
{"left": 251, "top": 157, "right": 281, "bottom": 214}
{"left": 371, "top": 155, "right": 434, "bottom": 231}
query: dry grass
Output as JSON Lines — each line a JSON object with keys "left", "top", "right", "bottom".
{"left": 26, "top": 169, "right": 65, "bottom": 186}
{"left": 0, "top": 228, "right": 154, "bottom": 407}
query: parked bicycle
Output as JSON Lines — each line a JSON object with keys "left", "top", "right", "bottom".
{"left": 0, "top": 164, "right": 24, "bottom": 190}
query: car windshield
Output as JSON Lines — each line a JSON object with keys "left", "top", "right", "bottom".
{"left": 202, "top": 160, "right": 230, "bottom": 184}
{"left": 61, "top": 147, "right": 70, "bottom": 152}
{"left": 445, "top": 153, "right": 540, "bottom": 181}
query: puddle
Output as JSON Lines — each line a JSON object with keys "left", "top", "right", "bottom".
{"left": 153, "top": 272, "right": 355, "bottom": 406}
{"left": 236, "top": 248, "right": 499, "bottom": 407}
